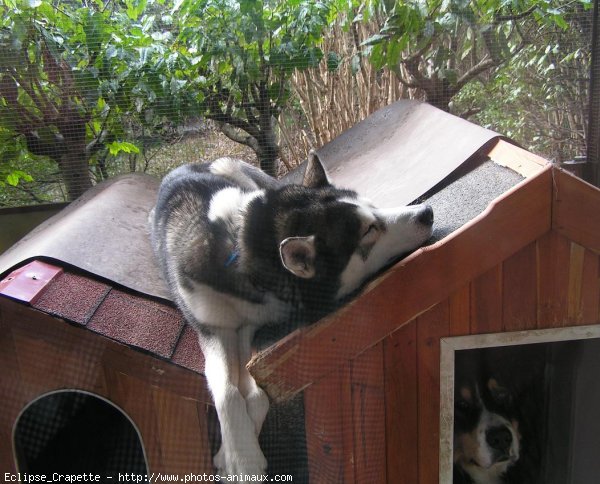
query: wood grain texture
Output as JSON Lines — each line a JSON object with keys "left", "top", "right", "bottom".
{"left": 304, "top": 364, "right": 355, "bottom": 484}
{"left": 566, "top": 243, "right": 600, "bottom": 326}
{"left": 0, "top": 302, "right": 23, "bottom": 472}
{"left": 581, "top": 249, "right": 600, "bottom": 323}
{"left": 470, "top": 265, "right": 503, "bottom": 334}
{"left": 152, "top": 387, "right": 213, "bottom": 473}
{"left": 351, "top": 343, "right": 387, "bottom": 484}
{"left": 552, "top": 168, "right": 600, "bottom": 253}
{"left": 487, "top": 139, "right": 549, "bottom": 177}
{"left": 537, "top": 231, "right": 571, "bottom": 327}
{"left": 417, "top": 302, "right": 450, "bottom": 484}
{"left": 384, "top": 321, "right": 418, "bottom": 484}
{"left": 449, "top": 285, "right": 471, "bottom": 337}
{"left": 567, "top": 242, "right": 586, "bottom": 324}
{"left": 503, "top": 242, "right": 538, "bottom": 331}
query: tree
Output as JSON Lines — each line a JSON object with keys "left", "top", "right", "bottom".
{"left": 454, "top": 1, "right": 593, "bottom": 162}
{"left": 359, "top": 0, "right": 586, "bottom": 113}
{"left": 0, "top": 0, "right": 337, "bottom": 197}
{"left": 0, "top": 1, "right": 96, "bottom": 200}
{"left": 0, "top": 0, "right": 191, "bottom": 201}
{"left": 174, "top": 0, "right": 333, "bottom": 175}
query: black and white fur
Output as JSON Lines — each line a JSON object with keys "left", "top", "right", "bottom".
{"left": 453, "top": 348, "right": 544, "bottom": 484}
{"left": 149, "top": 152, "right": 433, "bottom": 476}
{"left": 453, "top": 377, "right": 521, "bottom": 484}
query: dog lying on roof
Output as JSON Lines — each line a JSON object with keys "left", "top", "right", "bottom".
{"left": 150, "top": 151, "right": 433, "bottom": 476}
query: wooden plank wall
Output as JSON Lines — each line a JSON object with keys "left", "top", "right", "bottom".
{"left": 0, "top": 299, "right": 214, "bottom": 474}
{"left": 304, "top": 229, "right": 600, "bottom": 483}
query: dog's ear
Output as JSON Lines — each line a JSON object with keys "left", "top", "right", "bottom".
{"left": 487, "top": 378, "right": 513, "bottom": 405}
{"left": 302, "top": 150, "right": 330, "bottom": 188}
{"left": 279, "top": 235, "right": 316, "bottom": 279}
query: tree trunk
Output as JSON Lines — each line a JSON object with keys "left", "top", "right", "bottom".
{"left": 59, "top": 151, "right": 93, "bottom": 201}
{"left": 215, "top": 115, "right": 281, "bottom": 177}
{"left": 23, "top": 130, "right": 93, "bottom": 201}
{"left": 256, "top": 115, "right": 280, "bottom": 177}
{"left": 57, "top": 107, "right": 93, "bottom": 200}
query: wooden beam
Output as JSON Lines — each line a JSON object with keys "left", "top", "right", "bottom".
{"left": 351, "top": 343, "right": 386, "bottom": 484}
{"left": 552, "top": 167, "right": 600, "bottom": 254}
{"left": 384, "top": 321, "right": 418, "bottom": 484}
{"left": 417, "top": 302, "right": 449, "bottom": 484}
{"left": 304, "top": 364, "right": 355, "bottom": 483}
{"left": 0, "top": 299, "right": 212, "bottom": 403}
{"left": 487, "top": 139, "right": 548, "bottom": 178}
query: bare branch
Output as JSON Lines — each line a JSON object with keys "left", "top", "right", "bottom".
{"left": 211, "top": 119, "right": 260, "bottom": 153}
{"left": 454, "top": 56, "right": 498, "bottom": 92}
{"left": 494, "top": 6, "right": 537, "bottom": 24}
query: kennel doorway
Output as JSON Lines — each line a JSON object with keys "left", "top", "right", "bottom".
{"left": 440, "top": 325, "right": 600, "bottom": 484}
{"left": 14, "top": 390, "right": 148, "bottom": 477}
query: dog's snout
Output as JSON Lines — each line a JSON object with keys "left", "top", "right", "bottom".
{"left": 486, "top": 425, "right": 513, "bottom": 454}
{"left": 416, "top": 204, "right": 434, "bottom": 226}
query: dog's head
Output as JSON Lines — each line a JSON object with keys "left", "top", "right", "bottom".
{"left": 453, "top": 354, "right": 521, "bottom": 484}
{"left": 245, "top": 151, "right": 433, "bottom": 307}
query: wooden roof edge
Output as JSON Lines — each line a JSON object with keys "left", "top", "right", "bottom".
{"left": 0, "top": 260, "right": 208, "bottom": 383}
{"left": 249, "top": 163, "right": 554, "bottom": 403}
{"left": 487, "top": 139, "right": 549, "bottom": 177}
{"left": 552, "top": 166, "right": 600, "bottom": 254}
{"left": 0, "top": 296, "right": 213, "bottom": 404}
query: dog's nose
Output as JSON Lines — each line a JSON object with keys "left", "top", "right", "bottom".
{"left": 486, "top": 426, "right": 513, "bottom": 453}
{"left": 416, "top": 204, "right": 434, "bottom": 226}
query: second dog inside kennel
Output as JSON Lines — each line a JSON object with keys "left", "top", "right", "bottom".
{"left": 443, "top": 329, "right": 600, "bottom": 484}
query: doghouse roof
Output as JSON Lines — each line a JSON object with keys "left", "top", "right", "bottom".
{"left": 0, "top": 100, "right": 562, "bottom": 376}
{"left": 0, "top": 260, "right": 205, "bottom": 373}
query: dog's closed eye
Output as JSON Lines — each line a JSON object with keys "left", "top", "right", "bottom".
{"left": 361, "top": 220, "right": 384, "bottom": 243}
{"left": 363, "top": 223, "right": 377, "bottom": 237}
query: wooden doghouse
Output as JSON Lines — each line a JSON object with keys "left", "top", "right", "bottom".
{"left": 0, "top": 178, "right": 215, "bottom": 474}
{"left": 1, "top": 100, "right": 599, "bottom": 481}
{"left": 0, "top": 267, "right": 216, "bottom": 474}
{"left": 247, "top": 109, "right": 600, "bottom": 481}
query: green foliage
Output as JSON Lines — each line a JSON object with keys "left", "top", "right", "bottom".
{"left": 5, "top": 170, "right": 33, "bottom": 187}
{"left": 0, "top": 0, "right": 592, "bottom": 204}
{"left": 453, "top": 0, "right": 592, "bottom": 161}
{"left": 353, "top": 0, "right": 590, "bottom": 111}
{"left": 0, "top": 0, "right": 196, "bottom": 200}
{"left": 0, "top": 0, "right": 337, "bottom": 198}
{"left": 171, "top": 0, "right": 334, "bottom": 174}
{"left": 107, "top": 141, "right": 141, "bottom": 156}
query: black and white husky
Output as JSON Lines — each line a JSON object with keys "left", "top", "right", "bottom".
{"left": 149, "top": 152, "right": 433, "bottom": 476}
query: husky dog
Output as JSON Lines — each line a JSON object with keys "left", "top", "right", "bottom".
{"left": 149, "top": 152, "right": 433, "bottom": 476}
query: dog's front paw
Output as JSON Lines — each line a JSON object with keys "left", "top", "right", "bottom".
{"left": 214, "top": 444, "right": 267, "bottom": 479}
{"left": 246, "top": 387, "right": 270, "bottom": 434}
{"left": 213, "top": 446, "right": 226, "bottom": 474}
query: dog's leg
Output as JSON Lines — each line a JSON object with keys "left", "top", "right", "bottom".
{"left": 238, "top": 325, "right": 269, "bottom": 435}
{"left": 198, "top": 328, "right": 267, "bottom": 477}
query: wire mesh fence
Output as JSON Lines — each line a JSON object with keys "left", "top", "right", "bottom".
{"left": 1, "top": 2, "right": 599, "bottom": 483}
{"left": 0, "top": 0, "right": 597, "bottom": 206}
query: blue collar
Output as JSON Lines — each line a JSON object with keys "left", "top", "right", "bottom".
{"left": 225, "top": 250, "right": 239, "bottom": 267}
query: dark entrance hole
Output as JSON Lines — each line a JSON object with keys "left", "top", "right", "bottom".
{"left": 14, "top": 390, "right": 148, "bottom": 477}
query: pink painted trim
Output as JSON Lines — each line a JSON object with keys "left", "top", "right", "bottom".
{"left": 0, "top": 260, "right": 63, "bottom": 304}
